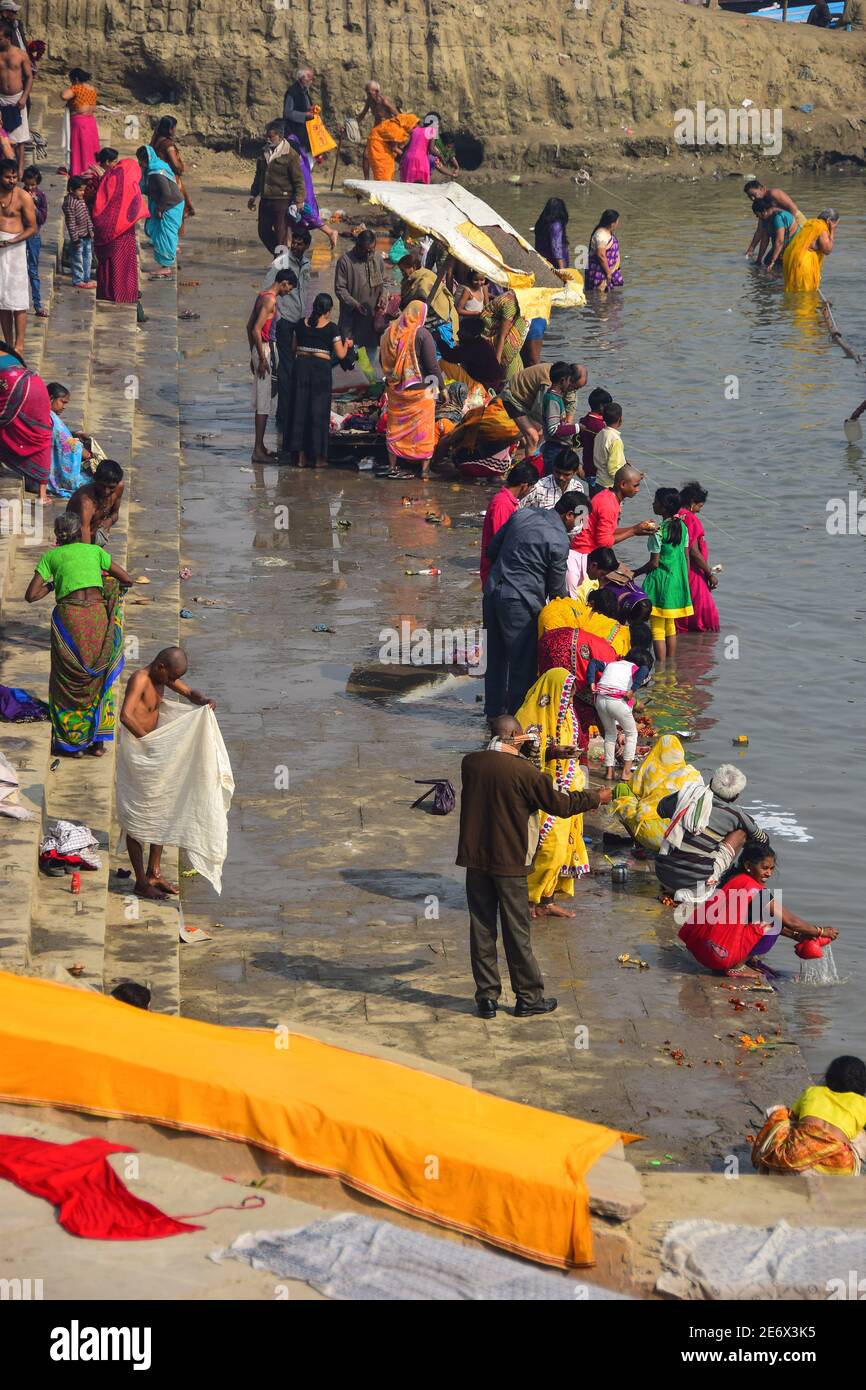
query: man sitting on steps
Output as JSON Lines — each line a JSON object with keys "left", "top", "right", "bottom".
{"left": 67, "top": 459, "right": 125, "bottom": 548}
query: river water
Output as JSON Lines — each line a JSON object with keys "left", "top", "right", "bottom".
{"left": 177, "top": 169, "right": 865, "bottom": 1079}
{"left": 487, "top": 172, "right": 866, "bottom": 1068}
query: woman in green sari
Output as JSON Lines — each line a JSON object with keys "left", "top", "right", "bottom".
{"left": 25, "top": 512, "right": 131, "bottom": 755}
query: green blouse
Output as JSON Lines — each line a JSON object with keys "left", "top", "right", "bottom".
{"left": 36, "top": 543, "right": 112, "bottom": 601}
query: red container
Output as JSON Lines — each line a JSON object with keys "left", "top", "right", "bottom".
{"left": 70, "top": 872, "right": 81, "bottom": 895}
{"left": 795, "top": 938, "right": 823, "bottom": 960}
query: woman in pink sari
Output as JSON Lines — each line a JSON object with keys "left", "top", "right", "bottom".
{"left": 676, "top": 481, "right": 720, "bottom": 633}
{"left": 400, "top": 113, "right": 454, "bottom": 183}
{"left": 61, "top": 69, "right": 101, "bottom": 176}
{"left": 92, "top": 158, "right": 148, "bottom": 304}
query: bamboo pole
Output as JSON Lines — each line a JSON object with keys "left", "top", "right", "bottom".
{"left": 818, "top": 291, "right": 865, "bottom": 366}
{"left": 329, "top": 134, "right": 343, "bottom": 192}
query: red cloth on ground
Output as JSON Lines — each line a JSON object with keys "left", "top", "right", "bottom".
{"left": 0, "top": 1135, "right": 202, "bottom": 1240}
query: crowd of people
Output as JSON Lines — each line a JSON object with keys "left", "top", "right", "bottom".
{"left": 0, "top": 5, "right": 196, "bottom": 360}
{"left": 0, "top": 47, "right": 854, "bottom": 1176}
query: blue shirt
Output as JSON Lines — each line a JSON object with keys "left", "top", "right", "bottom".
{"left": 769, "top": 209, "right": 794, "bottom": 249}
{"left": 483, "top": 506, "right": 570, "bottom": 610}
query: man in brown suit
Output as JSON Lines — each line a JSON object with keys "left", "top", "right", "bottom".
{"left": 456, "top": 731, "right": 610, "bottom": 1018}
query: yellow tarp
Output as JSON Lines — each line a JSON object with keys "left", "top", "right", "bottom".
{"left": 0, "top": 971, "right": 629, "bottom": 1267}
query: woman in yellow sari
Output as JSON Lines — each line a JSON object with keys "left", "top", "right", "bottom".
{"left": 379, "top": 301, "right": 444, "bottom": 478}
{"left": 613, "top": 734, "right": 701, "bottom": 853}
{"left": 538, "top": 593, "right": 630, "bottom": 656}
{"left": 516, "top": 667, "right": 590, "bottom": 918}
{"left": 782, "top": 209, "right": 839, "bottom": 292}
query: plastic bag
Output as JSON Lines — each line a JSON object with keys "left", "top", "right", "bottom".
{"left": 307, "top": 107, "right": 337, "bottom": 158}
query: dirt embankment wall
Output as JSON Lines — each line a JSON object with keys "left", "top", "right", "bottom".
{"left": 27, "top": 0, "right": 866, "bottom": 177}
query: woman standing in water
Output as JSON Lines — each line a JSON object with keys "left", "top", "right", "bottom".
{"left": 676, "top": 481, "right": 719, "bottom": 633}
{"left": 533, "top": 198, "right": 570, "bottom": 269}
{"left": 586, "top": 209, "right": 623, "bottom": 292}
{"left": 633, "top": 486, "right": 693, "bottom": 663}
{"left": 783, "top": 208, "right": 839, "bottom": 292}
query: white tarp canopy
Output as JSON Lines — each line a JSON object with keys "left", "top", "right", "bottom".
{"left": 343, "top": 179, "right": 585, "bottom": 310}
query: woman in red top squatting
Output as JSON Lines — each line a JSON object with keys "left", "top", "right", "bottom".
{"left": 679, "top": 845, "right": 838, "bottom": 980}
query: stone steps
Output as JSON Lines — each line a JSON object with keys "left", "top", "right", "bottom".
{"left": 26, "top": 294, "right": 136, "bottom": 987}
{"left": 2, "top": 113, "right": 183, "bottom": 1009}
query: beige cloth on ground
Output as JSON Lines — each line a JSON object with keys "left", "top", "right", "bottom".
{"left": 115, "top": 702, "right": 234, "bottom": 893}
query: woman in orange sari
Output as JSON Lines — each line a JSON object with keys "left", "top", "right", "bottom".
{"left": 379, "top": 301, "right": 444, "bottom": 479}
{"left": 365, "top": 113, "right": 418, "bottom": 181}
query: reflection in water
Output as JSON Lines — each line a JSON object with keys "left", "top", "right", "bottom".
{"left": 645, "top": 633, "right": 720, "bottom": 741}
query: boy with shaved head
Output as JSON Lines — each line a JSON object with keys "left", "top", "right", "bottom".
{"left": 119, "top": 646, "right": 215, "bottom": 898}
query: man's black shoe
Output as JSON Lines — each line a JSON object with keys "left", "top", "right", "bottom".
{"left": 476, "top": 999, "right": 497, "bottom": 1019}
{"left": 514, "top": 996, "right": 558, "bottom": 1018}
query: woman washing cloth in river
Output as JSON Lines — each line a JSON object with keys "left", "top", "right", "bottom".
{"left": 678, "top": 844, "right": 838, "bottom": 981}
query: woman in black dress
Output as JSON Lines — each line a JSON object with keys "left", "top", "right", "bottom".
{"left": 289, "top": 293, "right": 352, "bottom": 468}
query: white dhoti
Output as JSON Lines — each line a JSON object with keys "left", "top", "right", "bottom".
{"left": 251, "top": 345, "right": 276, "bottom": 415}
{"left": 0, "top": 230, "right": 30, "bottom": 311}
{"left": 116, "top": 702, "right": 235, "bottom": 893}
{"left": 0, "top": 92, "right": 30, "bottom": 144}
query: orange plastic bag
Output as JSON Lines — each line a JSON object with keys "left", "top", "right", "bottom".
{"left": 307, "top": 106, "right": 337, "bottom": 158}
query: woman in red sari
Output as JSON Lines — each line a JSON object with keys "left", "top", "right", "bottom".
{"left": 676, "top": 481, "right": 719, "bottom": 633}
{"left": 91, "top": 158, "right": 148, "bottom": 304}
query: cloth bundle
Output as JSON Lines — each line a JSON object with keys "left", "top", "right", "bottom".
{"left": 115, "top": 703, "right": 234, "bottom": 893}
{"left": 0, "top": 750, "right": 34, "bottom": 822}
{"left": 39, "top": 819, "right": 101, "bottom": 869}
{"left": 0, "top": 683, "right": 48, "bottom": 722}
{"left": 657, "top": 778, "right": 712, "bottom": 855}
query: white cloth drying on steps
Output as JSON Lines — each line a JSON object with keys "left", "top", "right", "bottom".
{"left": 115, "top": 702, "right": 234, "bottom": 893}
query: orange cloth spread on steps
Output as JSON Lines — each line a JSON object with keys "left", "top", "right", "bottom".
{"left": 0, "top": 971, "right": 633, "bottom": 1267}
